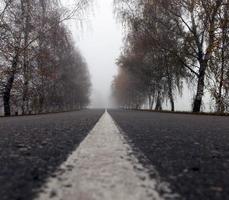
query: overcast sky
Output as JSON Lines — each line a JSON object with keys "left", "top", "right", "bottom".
{"left": 63, "top": 0, "right": 122, "bottom": 108}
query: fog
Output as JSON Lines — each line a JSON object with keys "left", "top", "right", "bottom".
{"left": 63, "top": 0, "right": 211, "bottom": 111}
{"left": 78, "top": 0, "right": 122, "bottom": 108}
{"left": 63, "top": 0, "right": 122, "bottom": 108}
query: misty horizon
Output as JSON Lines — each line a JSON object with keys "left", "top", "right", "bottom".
{"left": 64, "top": 0, "right": 212, "bottom": 111}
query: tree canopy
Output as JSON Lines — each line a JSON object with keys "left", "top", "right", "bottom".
{"left": 0, "top": 0, "right": 91, "bottom": 116}
{"left": 112, "top": 0, "right": 229, "bottom": 113}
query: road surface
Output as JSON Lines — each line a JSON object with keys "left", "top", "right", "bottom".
{"left": 0, "top": 109, "right": 228, "bottom": 200}
{"left": 109, "top": 110, "right": 229, "bottom": 200}
{"left": 0, "top": 110, "right": 104, "bottom": 200}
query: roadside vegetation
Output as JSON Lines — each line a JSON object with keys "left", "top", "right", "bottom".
{"left": 112, "top": 0, "right": 229, "bottom": 113}
{"left": 0, "top": 0, "right": 91, "bottom": 116}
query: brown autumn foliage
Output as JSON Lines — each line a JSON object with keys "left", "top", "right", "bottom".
{"left": 113, "top": 0, "right": 229, "bottom": 113}
{"left": 0, "top": 0, "right": 91, "bottom": 116}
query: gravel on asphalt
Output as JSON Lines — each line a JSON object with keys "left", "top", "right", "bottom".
{"left": 109, "top": 109, "right": 229, "bottom": 200}
{"left": 0, "top": 109, "right": 104, "bottom": 200}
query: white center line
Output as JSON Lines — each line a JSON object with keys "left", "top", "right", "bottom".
{"left": 36, "top": 111, "right": 168, "bottom": 200}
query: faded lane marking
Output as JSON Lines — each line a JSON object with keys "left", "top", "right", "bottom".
{"left": 36, "top": 111, "right": 174, "bottom": 200}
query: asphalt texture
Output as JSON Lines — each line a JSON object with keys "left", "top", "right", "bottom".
{"left": 109, "top": 110, "right": 229, "bottom": 200}
{"left": 0, "top": 109, "right": 104, "bottom": 200}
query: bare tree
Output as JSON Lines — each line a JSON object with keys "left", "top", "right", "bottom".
{"left": 0, "top": 0, "right": 92, "bottom": 116}
{"left": 114, "top": 0, "right": 228, "bottom": 113}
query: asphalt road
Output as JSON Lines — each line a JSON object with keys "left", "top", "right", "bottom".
{"left": 108, "top": 110, "right": 229, "bottom": 200}
{"left": 1, "top": 109, "right": 229, "bottom": 200}
{"left": 0, "top": 110, "right": 104, "bottom": 200}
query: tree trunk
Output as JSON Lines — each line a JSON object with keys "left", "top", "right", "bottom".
{"left": 148, "top": 93, "right": 155, "bottom": 110}
{"left": 148, "top": 95, "right": 151, "bottom": 110}
{"left": 167, "top": 72, "right": 175, "bottom": 112}
{"left": 217, "top": 44, "right": 226, "bottom": 113}
{"left": 37, "top": 1, "right": 46, "bottom": 114}
{"left": 169, "top": 89, "right": 175, "bottom": 112}
{"left": 150, "top": 101, "right": 154, "bottom": 110}
{"left": 22, "top": 80, "right": 29, "bottom": 114}
{"left": 3, "top": 54, "right": 19, "bottom": 116}
{"left": 22, "top": 0, "right": 31, "bottom": 115}
{"left": 193, "top": 60, "right": 207, "bottom": 112}
{"left": 155, "top": 91, "right": 162, "bottom": 111}
{"left": 39, "top": 93, "right": 44, "bottom": 113}
{"left": 216, "top": 3, "right": 228, "bottom": 113}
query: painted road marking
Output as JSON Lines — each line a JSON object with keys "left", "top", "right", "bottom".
{"left": 36, "top": 111, "right": 174, "bottom": 200}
